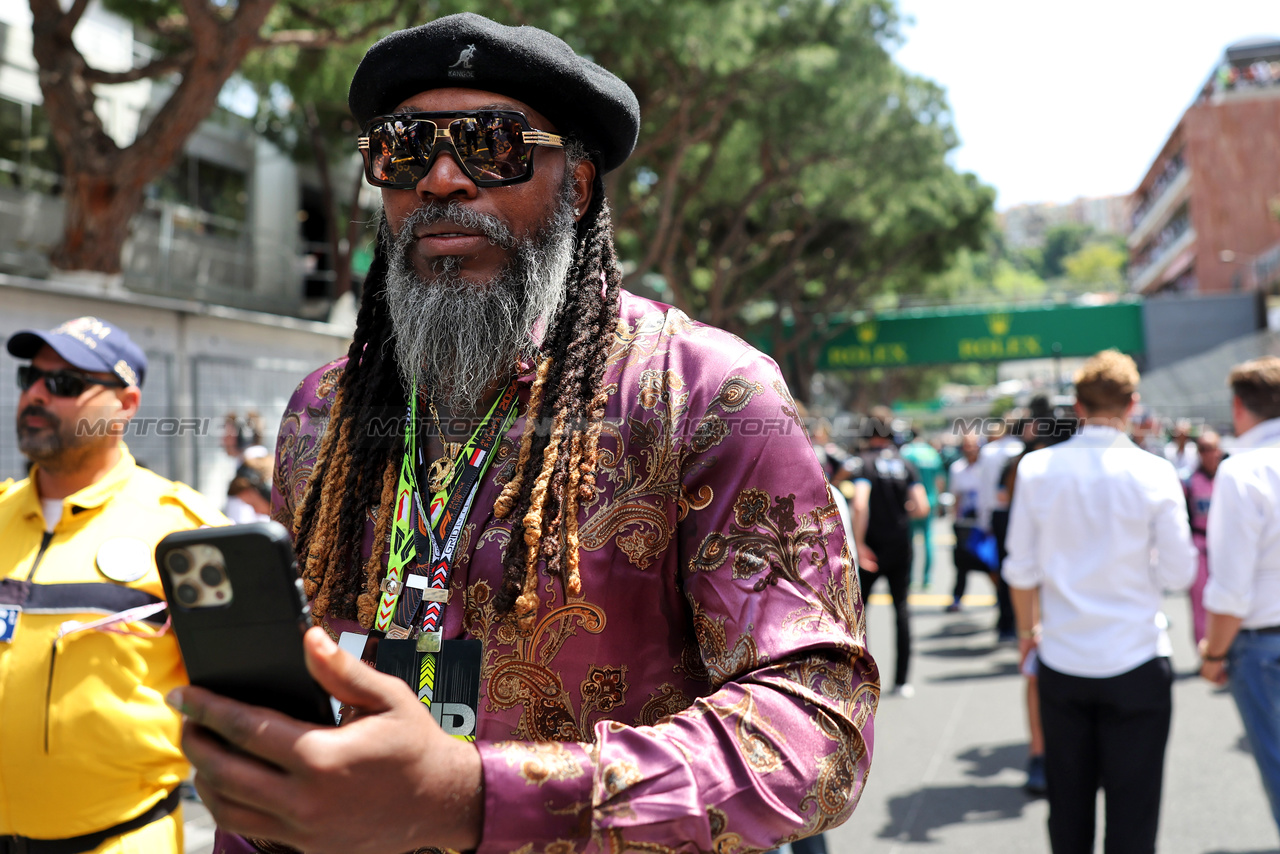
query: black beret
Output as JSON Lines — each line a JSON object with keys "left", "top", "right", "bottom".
{"left": 349, "top": 13, "right": 640, "bottom": 174}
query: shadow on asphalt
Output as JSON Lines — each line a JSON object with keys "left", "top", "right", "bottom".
{"left": 926, "top": 661, "right": 1022, "bottom": 683}
{"left": 919, "top": 643, "right": 1001, "bottom": 659}
{"left": 877, "top": 783, "right": 1030, "bottom": 842}
{"left": 921, "top": 620, "right": 994, "bottom": 640}
{"left": 954, "top": 742, "right": 1028, "bottom": 779}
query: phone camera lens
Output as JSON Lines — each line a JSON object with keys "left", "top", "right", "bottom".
{"left": 167, "top": 551, "right": 191, "bottom": 574}
{"left": 176, "top": 583, "right": 199, "bottom": 605}
{"left": 200, "top": 564, "right": 224, "bottom": 586}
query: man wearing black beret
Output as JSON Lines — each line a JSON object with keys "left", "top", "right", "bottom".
{"left": 176, "top": 14, "right": 878, "bottom": 854}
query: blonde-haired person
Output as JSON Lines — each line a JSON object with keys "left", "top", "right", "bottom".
{"left": 1201, "top": 356, "right": 1280, "bottom": 834}
{"left": 1004, "top": 349, "right": 1196, "bottom": 854}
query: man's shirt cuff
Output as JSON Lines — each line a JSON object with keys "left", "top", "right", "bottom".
{"left": 478, "top": 740, "right": 594, "bottom": 853}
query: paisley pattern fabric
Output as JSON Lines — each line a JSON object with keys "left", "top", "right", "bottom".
{"left": 218, "top": 290, "right": 878, "bottom": 854}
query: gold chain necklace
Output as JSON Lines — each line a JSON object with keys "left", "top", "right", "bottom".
{"left": 426, "top": 400, "right": 463, "bottom": 493}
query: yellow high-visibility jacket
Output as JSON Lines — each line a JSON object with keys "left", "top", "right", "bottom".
{"left": 0, "top": 447, "right": 225, "bottom": 844}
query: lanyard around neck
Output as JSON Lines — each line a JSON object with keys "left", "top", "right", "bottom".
{"left": 372, "top": 382, "right": 519, "bottom": 642}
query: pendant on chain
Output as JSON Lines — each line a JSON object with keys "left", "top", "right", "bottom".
{"left": 427, "top": 443, "right": 462, "bottom": 493}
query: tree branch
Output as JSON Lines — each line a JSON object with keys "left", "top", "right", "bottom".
{"left": 263, "top": 0, "right": 411, "bottom": 49}
{"left": 283, "top": 1, "right": 337, "bottom": 29}
{"left": 56, "top": 0, "right": 93, "bottom": 40}
{"left": 83, "top": 52, "right": 192, "bottom": 85}
{"left": 179, "top": 0, "right": 221, "bottom": 46}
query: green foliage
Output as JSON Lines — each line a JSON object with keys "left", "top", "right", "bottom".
{"left": 1062, "top": 240, "right": 1127, "bottom": 292}
{"left": 420, "top": 5, "right": 985, "bottom": 299}
{"left": 1037, "top": 222, "right": 1093, "bottom": 280}
{"left": 921, "top": 218, "right": 1129, "bottom": 307}
{"left": 104, "top": 0, "right": 993, "bottom": 374}
{"left": 988, "top": 395, "right": 1015, "bottom": 417}
{"left": 922, "top": 235, "right": 1048, "bottom": 305}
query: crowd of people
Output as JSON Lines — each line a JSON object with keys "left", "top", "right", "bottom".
{"left": 811, "top": 349, "right": 1280, "bottom": 853}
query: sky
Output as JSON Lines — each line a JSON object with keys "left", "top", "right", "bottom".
{"left": 893, "top": 0, "right": 1279, "bottom": 211}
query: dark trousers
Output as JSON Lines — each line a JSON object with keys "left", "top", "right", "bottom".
{"left": 990, "top": 509, "right": 1015, "bottom": 634}
{"left": 951, "top": 523, "right": 989, "bottom": 600}
{"left": 1038, "top": 657, "right": 1173, "bottom": 854}
{"left": 765, "top": 834, "right": 828, "bottom": 854}
{"left": 859, "top": 547, "right": 912, "bottom": 687}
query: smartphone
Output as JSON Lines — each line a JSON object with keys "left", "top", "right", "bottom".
{"left": 156, "top": 522, "right": 334, "bottom": 726}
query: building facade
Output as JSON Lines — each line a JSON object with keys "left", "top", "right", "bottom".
{"left": 1129, "top": 38, "right": 1280, "bottom": 296}
{"left": 1000, "top": 195, "right": 1129, "bottom": 250}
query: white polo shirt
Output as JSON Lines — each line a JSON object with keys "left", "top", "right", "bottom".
{"left": 1205, "top": 418, "right": 1280, "bottom": 629}
{"left": 949, "top": 456, "right": 983, "bottom": 522}
{"left": 975, "top": 435, "right": 1023, "bottom": 531}
{"left": 1003, "top": 425, "right": 1197, "bottom": 678}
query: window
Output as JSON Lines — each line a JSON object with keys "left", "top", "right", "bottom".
{"left": 150, "top": 154, "right": 249, "bottom": 235}
{"left": 0, "top": 97, "right": 62, "bottom": 191}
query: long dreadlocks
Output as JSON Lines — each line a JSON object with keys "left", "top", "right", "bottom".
{"left": 291, "top": 160, "right": 622, "bottom": 633}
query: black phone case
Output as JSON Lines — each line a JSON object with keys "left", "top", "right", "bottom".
{"left": 156, "top": 522, "right": 335, "bottom": 725}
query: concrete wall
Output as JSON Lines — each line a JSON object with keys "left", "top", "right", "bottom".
{"left": 1141, "top": 290, "right": 1264, "bottom": 371}
{"left": 1140, "top": 329, "right": 1280, "bottom": 432}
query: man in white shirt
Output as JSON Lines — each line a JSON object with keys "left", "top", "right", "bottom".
{"left": 946, "top": 432, "right": 989, "bottom": 611}
{"left": 1200, "top": 356, "right": 1280, "bottom": 833}
{"left": 1004, "top": 349, "right": 1196, "bottom": 854}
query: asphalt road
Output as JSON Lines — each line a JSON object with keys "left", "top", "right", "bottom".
{"left": 183, "top": 518, "right": 1280, "bottom": 853}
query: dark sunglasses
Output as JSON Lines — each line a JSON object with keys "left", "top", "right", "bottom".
{"left": 358, "top": 110, "right": 565, "bottom": 189}
{"left": 18, "top": 365, "right": 127, "bottom": 397}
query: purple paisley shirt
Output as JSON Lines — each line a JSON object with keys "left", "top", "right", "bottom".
{"left": 216, "top": 290, "right": 878, "bottom": 854}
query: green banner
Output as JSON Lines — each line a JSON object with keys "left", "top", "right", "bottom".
{"left": 817, "top": 300, "right": 1145, "bottom": 370}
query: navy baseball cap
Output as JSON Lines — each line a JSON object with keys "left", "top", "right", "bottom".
{"left": 7, "top": 316, "right": 147, "bottom": 387}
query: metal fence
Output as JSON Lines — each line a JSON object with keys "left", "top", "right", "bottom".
{"left": 190, "top": 355, "right": 316, "bottom": 497}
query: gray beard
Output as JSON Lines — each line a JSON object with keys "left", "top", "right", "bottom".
{"left": 382, "top": 188, "right": 577, "bottom": 413}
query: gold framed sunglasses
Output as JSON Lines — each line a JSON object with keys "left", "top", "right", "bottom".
{"left": 358, "top": 110, "right": 565, "bottom": 189}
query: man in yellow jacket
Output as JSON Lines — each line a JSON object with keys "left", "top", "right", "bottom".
{"left": 1, "top": 317, "right": 224, "bottom": 852}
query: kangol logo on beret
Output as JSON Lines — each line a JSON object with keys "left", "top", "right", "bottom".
{"left": 447, "top": 44, "right": 477, "bottom": 79}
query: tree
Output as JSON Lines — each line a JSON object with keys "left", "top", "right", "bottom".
{"left": 38, "top": 0, "right": 993, "bottom": 382}
{"left": 28, "top": 0, "right": 413, "bottom": 275}
{"left": 1036, "top": 222, "right": 1092, "bottom": 280}
{"left": 31, "top": 0, "right": 272, "bottom": 273}
{"left": 230, "top": 0, "right": 991, "bottom": 392}
{"left": 436, "top": 0, "right": 992, "bottom": 395}
{"left": 236, "top": 5, "right": 422, "bottom": 300}
{"left": 1062, "top": 239, "right": 1127, "bottom": 292}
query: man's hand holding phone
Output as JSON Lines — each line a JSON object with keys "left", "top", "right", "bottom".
{"left": 170, "top": 627, "right": 483, "bottom": 854}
